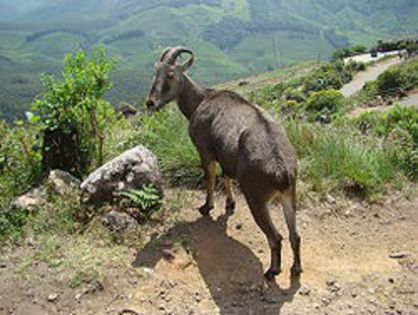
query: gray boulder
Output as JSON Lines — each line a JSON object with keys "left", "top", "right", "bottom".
{"left": 80, "top": 145, "right": 163, "bottom": 205}
{"left": 12, "top": 188, "right": 46, "bottom": 212}
{"left": 102, "top": 210, "right": 137, "bottom": 232}
{"left": 47, "top": 170, "right": 81, "bottom": 196}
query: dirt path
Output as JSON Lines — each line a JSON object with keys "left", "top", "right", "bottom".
{"left": 1, "top": 186, "right": 417, "bottom": 315}
{"left": 340, "top": 57, "right": 403, "bottom": 98}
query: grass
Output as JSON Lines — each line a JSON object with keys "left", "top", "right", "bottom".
{"left": 16, "top": 231, "right": 132, "bottom": 289}
{"left": 9, "top": 189, "right": 138, "bottom": 287}
{"left": 286, "top": 121, "right": 403, "bottom": 196}
{"left": 127, "top": 106, "right": 202, "bottom": 185}
{"left": 351, "top": 105, "right": 418, "bottom": 180}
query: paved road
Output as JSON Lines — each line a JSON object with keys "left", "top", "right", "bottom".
{"left": 343, "top": 51, "right": 401, "bottom": 64}
{"left": 400, "top": 91, "right": 418, "bottom": 107}
{"left": 340, "top": 57, "right": 402, "bottom": 98}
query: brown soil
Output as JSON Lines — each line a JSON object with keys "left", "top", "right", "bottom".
{"left": 1, "top": 186, "right": 418, "bottom": 315}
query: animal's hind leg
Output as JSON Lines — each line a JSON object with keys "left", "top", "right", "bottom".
{"left": 199, "top": 160, "right": 216, "bottom": 216}
{"left": 245, "top": 193, "right": 283, "bottom": 280}
{"left": 224, "top": 176, "right": 236, "bottom": 214}
{"left": 281, "top": 186, "right": 302, "bottom": 276}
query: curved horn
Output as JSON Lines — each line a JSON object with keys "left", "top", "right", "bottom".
{"left": 165, "top": 46, "right": 195, "bottom": 69}
{"left": 159, "top": 47, "right": 173, "bottom": 62}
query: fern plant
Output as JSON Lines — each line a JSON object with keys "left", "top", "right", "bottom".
{"left": 120, "top": 185, "right": 161, "bottom": 217}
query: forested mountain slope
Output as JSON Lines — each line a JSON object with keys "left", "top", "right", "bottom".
{"left": 1, "top": 0, "right": 417, "bottom": 119}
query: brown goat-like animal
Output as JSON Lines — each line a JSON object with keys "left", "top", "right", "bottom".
{"left": 146, "top": 47, "right": 301, "bottom": 279}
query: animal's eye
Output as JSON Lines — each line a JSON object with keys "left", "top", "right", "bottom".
{"left": 167, "top": 72, "right": 174, "bottom": 79}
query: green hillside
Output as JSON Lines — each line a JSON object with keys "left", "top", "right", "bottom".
{"left": 0, "top": 0, "right": 417, "bottom": 120}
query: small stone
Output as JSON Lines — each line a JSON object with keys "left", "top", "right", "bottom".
{"left": 162, "top": 249, "right": 175, "bottom": 261}
{"left": 47, "top": 170, "right": 81, "bottom": 196}
{"left": 368, "top": 288, "right": 376, "bottom": 294}
{"left": 12, "top": 188, "right": 46, "bottom": 211}
{"left": 26, "top": 238, "right": 36, "bottom": 247}
{"left": 299, "top": 286, "right": 311, "bottom": 296}
{"left": 326, "top": 279, "right": 341, "bottom": 292}
{"left": 326, "top": 194, "right": 336, "bottom": 204}
{"left": 389, "top": 252, "right": 408, "bottom": 259}
{"left": 141, "top": 267, "right": 157, "bottom": 278}
{"left": 48, "top": 293, "right": 59, "bottom": 302}
{"left": 102, "top": 211, "right": 137, "bottom": 233}
{"left": 321, "top": 297, "right": 331, "bottom": 306}
{"left": 194, "top": 292, "right": 201, "bottom": 303}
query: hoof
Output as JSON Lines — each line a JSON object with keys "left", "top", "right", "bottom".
{"left": 291, "top": 265, "right": 303, "bottom": 276}
{"left": 198, "top": 204, "right": 214, "bottom": 216}
{"left": 264, "top": 268, "right": 280, "bottom": 281}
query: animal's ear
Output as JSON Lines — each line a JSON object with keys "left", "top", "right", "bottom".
{"left": 182, "top": 54, "right": 194, "bottom": 72}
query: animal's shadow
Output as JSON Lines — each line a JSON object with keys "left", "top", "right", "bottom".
{"left": 132, "top": 211, "right": 300, "bottom": 314}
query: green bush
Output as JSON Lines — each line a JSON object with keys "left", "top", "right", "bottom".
{"left": 303, "top": 61, "right": 353, "bottom": 93}
{"left": 249, "top": 83, "right": 287, "bottom": 105}
{"left": 0, "top": 206, "right": 28, "bottom": 243}
{"left": 0, "top": 121, "right": 42, "bottom": 211}
{"left": 403, "top": 60, "right": 418, "bottom": 88}
{"left": 304, "top": 89, "right": 345, "bottom": 121}
{"left": 283, "top": 87, "right": 306, "bottom": 102}
{"left": 376, "top": 67, "right": 409, "bottom": 97}
{"left": 347, "top": 61, "right": 366, "bottom": 72}
{"left": 30, "top": 48, "right": 117, "bottom": 176}
{"left": 332, "top": 45, "right": 367, "bottom": 61}
{"left": 373, "top": 59, "right": 418, "bottom": 98}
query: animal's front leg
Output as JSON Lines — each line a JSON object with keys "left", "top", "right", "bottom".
{"left": 199, "top": 160, "right": 216, "bottom": 216}
{"left": 224, "top": 176, "right": 236, "bottom": 214}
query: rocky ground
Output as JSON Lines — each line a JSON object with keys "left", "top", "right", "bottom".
{"left": 1, "top": 184, "right": 417, "bottom": 315}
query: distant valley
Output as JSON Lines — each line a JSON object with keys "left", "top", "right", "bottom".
{"left": 1, "top": 0, "right": 417, "bottom": 119}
